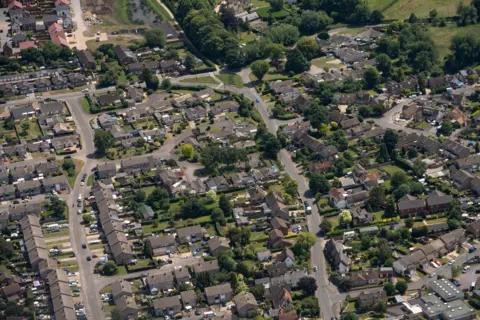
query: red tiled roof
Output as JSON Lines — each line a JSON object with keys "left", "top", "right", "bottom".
{"left": 48, "top": 23, "right": 69, "bottom": 47}
{"left": 8, "top": 1, "right": 22, "bottom": 9}
{"left": 19, "top": 41, "right": 37, "bottom": 51}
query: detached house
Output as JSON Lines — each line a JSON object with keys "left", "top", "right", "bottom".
{"left": 205, "top": 284, "right": 233, "bottom": 305}
{"left": 176, "top": 225, "right": 204, "bottom": 244}
{"left": 324, "top": 239, "right": 350, "bottom": 274}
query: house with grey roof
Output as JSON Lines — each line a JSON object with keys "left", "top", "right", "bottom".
{"left": 205, "top": 283, "right": 233, "bottom": 305}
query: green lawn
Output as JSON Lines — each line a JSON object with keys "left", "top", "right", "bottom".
{"left": 87, "top": 174, "right": 94, "bottom": 186}
{"left": 428, "top": 23, "right": 480, "bottom": 60}
{"left": 256, "top": 6, "right": 290, "bottom": 19}
{"left": 380, "top": 165, "right": 407, "bottom": 176}
{"left": 180, "top": 76, "right": 218, "bottom": 84}
{"left": 328, "top": 216, "right": 340, "bottom": 229}
{"left": 62, "top": 159, "right": 85, "bottom": 188}
{"left": 252, "top": 0, "right": 269, "bottom": 7}
{"left": 217, "top": 73, "right": 245, "bottom": 88}
{"left": 80, "top": 98, "right": 92, "bottom": 113}
{"left": 311, "top": 57, "right": 343, "bottom": 69}
{"left": 112, "top": 0, "right": 130, "bottom": 24}
{"left": 250, "top": 231, "right": 268, "bottom": 242}
{"left": 239, "top": 32, "right": 256, "bottom": 45}
{"left": 379, "top": 0, "right": 470, "bottom": 20}
{"left": 44, "top": 229, "right": 70, "bottom": 238}
{"left": 142, "top": 185, "right": 157, "bottom": 196}
{"left": 15, "top": 120, "right": 42, "bottom": 140}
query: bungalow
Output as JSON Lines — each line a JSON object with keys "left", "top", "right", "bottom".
{"left": 120, "top": 157, "right": 152, "bottom": 174}
{"left": 11, "top": 105, "right": 35, "bottom": 120}
{"left": 192, "top": 260, "right": 220, "bottom": 275}
{"left": 282, "top": 121, "right": 310, "bottom": 138}
{"left": 39, "top": 102, "right": 64, "bottom": 116}
{"left": 51, "top": 134, "right": 80, "bottom": 151}
{"left": 97, "top": 94, "right": 122, "bottom": 107}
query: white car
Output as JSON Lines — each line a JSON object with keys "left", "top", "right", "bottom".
{"left": 463, "top": 265, "right": 471, "bottom": 273}
{"left": 448, "top": 259, "right": 455, "bottom": 265}
{"left": 313, "top": 266, "right": 318, "bottom": 272}
{"left": 77, "top": 209, "right": 82, "bottom": 214}
{"left": 80, "top": 181, "right": 84, "bottom": 186}
{"left": 429, "top": 272, "right": 436, "bottom": 278}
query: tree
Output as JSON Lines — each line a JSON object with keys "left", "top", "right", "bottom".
{"left": 251, "top": 284, "right": 265, "bottom": 299}
{"left": 393, "top": 184, "right": 410, "bottom": 200}
{"left": 181, "top": 198, "right": 207, "bottom": 219}
{"left": 184, "top": 54, "right": 196, "bottom": 72}
{"left": 269, "top": 0, "right": 283, "bottom": 11}
{"left": 341, "top": 314, "right": 358, "bottom": 320}
{"left": 438, "top": 121, "right": 453, "bottom": 136}
{"left": 384, "top": 282, "right": 395, "bottom": 296}
{"left": 102, "top": 261, "right": 119, "bottom": 275}
{"left": 408, "top": 13, "right": 418, "bottom": 23}
{"left": 267, "top": 24, "right": 300, "bottom": 46}
{"left": 144, "top": 28, "right": 166, "bottom": 48}
{"left": 285, "top": 48, "right": 311, "bottom": 74}
{"left": 369, "top": 185, "right": 386, "bottom": 210}
{"left": 140, "top": 68, "right": 159, "bottom": 90}
{"left": 300, "top": 10, "right": 332, "bottom": 35}
{"left": 384, "top": 197, "right": 397, "bottom": 217}
{"left": 298, "top": 276, "right": 318, "bottom": 296}
{"left": 211, "top": 208, "right": 226, "bottom": 226}
{"left": 260, "top": 132, "right": 281, "bottom": 159}
{"left": 94, "top": 130, "right": 115, "bottom": 155}
{"left": 5, "top": 301, "right": 24, "bottom": 317}
{"left": 82, "top": 214, "right": 93, "bottom": 224}
{"left": 376, "top": 143, "right": 390, "bottom": 163}
{"left": 320, "top": 218, "right": 333, "bottom": 232}
{"left": 161, "top": 78, "right": 171, "bottom": 90}
{"left": 181, "top": 144, "right": 194, "bottom": 159}
{"left": 134, "top": 190, "right": 146, "bottom": 203}
{"left": 218, "top": 195, "right": 233, "bottom": 218}
{"left": 364, "top": 66, "right": 381, "bottom": 89}
{"left": 309, "top": 173, "right": 330, "bottom": 194}
{"left": 339, "top": 209, "right": 352, "bottom": 226}
{"left": 296, "top": 37, "right": 319, "bottom": 60}
{"left": 374, "top": 302, "right": 387, "bottom": 314}
{"left": 408, "top": 147, "right": 418, "bottom": 158}
{"left": 308, "top": 102, "right": 329, "bottom": 130}
{"left": 49, "top": 196, "right": 67, "bottom": 219}
{"left": 395, "top": 280, "right": 408, "bottom": 294}
{"left": 376, "top": 54, "right": 392, "bottom": 76}
{"left": 452, "top": 265, "right": 462, "bottom": 278}
{"left": 391, "top": 171, "right": 409, "bottom": 189}
{"left": 206, "top": 190, "right": 218, "bottom": 203}
{"left": 292, "top": 232, "right": 316, "bottom": 259}
{"left": 251, "top": 60, "right": 270, "bottom": 81}
{"left": 4, "top": 118, "right": 14, "bottom": 130}
{"left": 457, "top": 3, "right": 478, "bottom": 26}
{"left": 405, "top": 217, "right": 414, "bottom": 228}
{"left": 384, "top": 129, "right": 398, "bottom": 155}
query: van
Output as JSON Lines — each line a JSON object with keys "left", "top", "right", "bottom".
{"left": 203, "top": 312, "right": 216, "bottom": 318}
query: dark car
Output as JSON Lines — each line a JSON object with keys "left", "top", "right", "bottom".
{"left": 82, "top": 244, "right": 87, "bottom": 249}
{"left": 83, "top": 173, "right": 87, "bottom": 179}
{"left": 86, "top": 256, "right": 91, "bottom": 261}
{"left": 470, "top": 247, "right": 477, "bottom": 253}
{"left": 453, "top": 280, "right": 461, "bottom": 287}
{"left": 195, "top": 309, "right": 201, "bottom": 316}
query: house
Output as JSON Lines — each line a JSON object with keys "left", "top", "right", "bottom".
{"left": 11, "top": 105, "right": 35, "bottom": 120}
{"left": 153, "top": 296, "right": 182, "bottom": 317}
{"left": 110, "top": 280, "right": 133, "bottom": 301}
{"left": 180, "top": 290, "right": 197, "bottom": 310}
{"left": 208, "top": 237, "right": 230, "bottom": 257}
{"left": 467, "top": 220, "right": 480, "bottom": 238}
{"left": 329, "top": 188, "right": 347, "bottom": 209}
{"left": 120, "top": 157, "right": 152, "bottom": 174}
{"left": 269, "top": 80, "right": 296, "bottom": 95}
{"left": 128, "top": 61, "right": 160, "bottom": 74}
{"left": 276, "top": 247, "right": 295, "bottom": 267}
{"left": 176, "top": 225, "right": 204, "bottom": 244}
{"left": 97, "top": 94, "right": 121, "bottom": 107}
{"left": 340, "top": 118, "right": 360, "bottom": 130}
{"left": 401, "top": 103, "right": 418, "bottom": 120}
{"left": 193, "top": 88, "right": 215, "bottom": 100}
{"left": 114, "top": 295, "right": 138, "bottom": 320}
{"left": 39, "top": 102, "right": 64, "bottom": 116}
{"left": 48, "top": 23, "right": 68, "bottom": 47}
{"left": 350, "top": 207, "right": 373, "bottom": 226}
{"left": 440, "top": 229, "right": 465, "bottom": 251}
{"left": 67, "top": 73, "right": 87, "bottom": 87}
{"left": 205, "top": 176, "right": 230, "bottom": 191}
{"left": 111, "top": 242, "right": 134, "bottom": 265}
{"left": 271, "top": 217, "right": 289, "bottom": 235}
{"left": 266, "top": 262, "right": 288, "bottom": 278}
{"left": 257, "top": 250, "right": 272, "bottom": 262}
{"left": 160, "top": 60, "right": 177, "bottom": 73}
{"left": 192, "top": 260, "right": 220, "bottom": 275}
{"left": 138, "top": 204, "right": 154, "bottom": 221}
{"left": 51, "top": 134, "right": 80, "bottom": 151}
{"left": 205, "top": 283, "right": 233, "bottom": 305}
{"left": 348, "top": 269, "right": 380, "bottom": 288}
{"left": 266, "top": 192, "right": 289, "bottom": 220}
{"left": 441, "top": 139, "right": 470, "bottom": 159}
{"left": 51, "top": 74, "right": 68, "bottom": 90}
{"left": 356, "top": 289, "right": 387, "bottom": 308}
{"left": 397, "top": 195, "right": 425, "bottom": 217}
{"left": 2, "top": 283, "right": 22, "bottom": 301}
{"left": 211, "top": 100, "right": 239, "bottom": 115}
{"left": 16, "top": 180, "right": 42, "bottom": 197}
{"left": 97, "top": 114, "right": 118, "bottom": 129}
{"left": 147, "top": 235, "right": 176, "bottom": 257}
{"left": 146, "top": 272, "right": 175, "bottom": 293}
{"left": 77, "top": 50, "right": 96, "bottom": 70}
{"left": 233, "top": 292, "right": 258, "bottom": 317}
{"left": 97, "top": 163, "right": 117, "bottom": 179}
{"left": 269, "top": 229, "right": 291, "bottom": 249}
{"left": 282, "top": 121, "right": 310, "bottom": 139}
{"left": 20, "top": 16, "right": 36, "bottom": 31}
{"left": 445, "top": 108, "right": 469, "bottom": 127}
{"left": 174, "top": 268, "right": 190, "bottom": 284}
{"left": 452, "top": 169, "right": 474, "bottom": 190}
{"left": 270, "top": 286, "right": 293, "bottom": 309}
{"left": 184, "top": 106, "right": 207, "bottom": 122}
{"left": 42, "top": 175, "right": 68, "bottom": 191}
{"left": 426, "top": 190, "right": 453, "bottom": 213}
{"left": 0, "top": 185, "right": 16, "bottom": 201}
{"left": 324, "top": 239, "right": 350, "bottom": 274}
{"left": 10, "top": 202, "right": 42, "bottom": 221}
{"left": 114, "top": 45, "right": 136, "bottom": 65}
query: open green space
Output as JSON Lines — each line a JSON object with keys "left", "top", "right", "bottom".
{"left": 112, "top": 0, "right": 131, "bottom": 25}
{"left": 217, "top": 73, "right": 245, "bottom": 88}
{"left": 180, "top": 76, "right": 218, "bottom": 84}
{"left": 378, "top": 0, "right": 471, "bottom": 20}
{"left": 380, "top": 165, "right": 407, "bottom": 176}
{"left": 251, "top": 0, "right": 269, "bottom": 7}
{"left": 80, "top": 98, "right": 92, "bottom": 113}
{"left": 428, "top": 23, "right": 480, "bottom": 60}
{"left": 311, "top": 57, "right": 343, "bottom": 69}
{"left": 15, "top": 120, "right": 42, "bottom": 140}
{"left": 256, "top": 6, "right": 290, "bottom": 19}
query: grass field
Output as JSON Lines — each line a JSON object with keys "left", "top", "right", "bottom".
{"left": 15, "top": 120, "right": 42, "bottom": 140}
{"left": 380, "top": 165, "right": 407, "bottom": 176}
{"left": 373, "top": 0, "right": 471, "bottom": 20}
{"left": 112, "top": 0, "right": 130, "bottom": 24}
{"left": 239, "top": 32, "right": 256, "bottom": 45}
{"left": 180, "top": 76, "right": 218, "bottom": 84}
{"left": 311, "top": 57, "right": 343, "bottom": 69}
{"left": 428, "top": 23, "right": 480, "bottom": 60}
{"left": 252, "top": 0, "right": 269, "bottom": 7}
{"left": 217, "top": 73, "right": 245, "bottom": 88}
{"left": 256, "top": 6, "right": 290, "bottom": 19}
{"left": 63, "top": 158, "right": 85, "bottom": 188}
{"left": 80, "top": 98, "right": 91, "bottom": 113}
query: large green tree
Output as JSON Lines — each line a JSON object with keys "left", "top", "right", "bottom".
{"left": 94, "top": 130, "right": 115, "bottom": 155}
{"left": 285, "top": 49, "right": 311, "bottom": 74}
{"left": 251, "top": 60, "right": 270, "bottom": 81}
{"left": 144, "top": 28, "right": 166, "bottom": 48}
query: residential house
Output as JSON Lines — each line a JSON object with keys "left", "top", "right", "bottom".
{"left": 441, "top": 139, "right": 470, "bottom": 159}
{"left": 51, "top": 74, "right": 68, "bottom": 90}
{"left": 348, "top": 269, "right": 380, "bottom": 288}
{"left": 329, "top": 188, "right": 347, "bottom": 209}
{"left": 153, "top": 295, "right": 182, "bottom": 317}
{"left": 192, "top": 260, "right": 220, "bottom": 275}
{"left": 146, "top": 272, "right": 175, "bottom": 293}
{"left": 160, "top": 60, "right": 177, "bottom": 73}
{"left": 147, "top": 235, "right": 176, "bottom": 257}
{"left": 324, "top": 239, "right": 350, "bottom": 274}
{"left": 397, "top": 195, "right": 425, "bottom": 217}
{"left": 467, "top": 220, "right": 480, "bottom": 238}
{"left": 266, "top": 192, "right": 290, "bottom": 220}
{"left": 120, "top": 157, "right": 152, "bottom": 174}
{"left": 208, "top": 237, "right": 230, "bottom": 257}
{"left": 180, "top": 290, "right": 197, "bottom": 310}
{"left": 176, "top": 225, "right": 204, "bottom": 244}
{"left": 111, "top": 280, "right": 133, "bottom": 301}
{"left": 184, "top": 106, "right": 207, "bottom": 122}
{"left": 48, "top": 23, "right": 68, "bottom": 47}
{"left": 0, "top": 185, "right": 16, "bottom": 201}
{"left": 453, "top": 169, "right": 474, "bottom": 190}
{"left": 426, "top": 190, "right": 453, "bottom": 213}
{"left": 233, "top": 292, "right": 258, "bottom": 317}
{"left": 350, "top": 207, "right": 372, "bottom": 226}
{"left": 440, "top": 229, "right": 465, "bottom": 252}
{"left": 77, "top": 50, "right": 96, "bottom": 70}
{"left": 356, "top": 289, "right": 387, "bottom": 308}
{"left": 401, "top": 103, "right": 418, "bottom": 120}
{"left": 257, "top": 250, "right": 272, "bottom": 262}
{"left": 271, "top": 217, "right": 289, "bottom": 235}
{"left": 10, "top": 105, "right": 35, "bottom": 120}
{"left": 276, "top": 247, "right": 295, "bottom": 267}
{"left": 67, "top": 73, "right": 87, "bottom": 87}
{"left": 39, "top": 102, "right": 64, "bottom": 116}
{"left": 114, "top": 295, "right": 138, "bottom": 320}
{"left": 97, "top": 94, "right": 121, "bottom": 107}
{"left": 173, "top": 268, "right": 190, "bottom": 285}
{"left": 270, "top": 286, "right": 293, "bottom": 309}
{"left": 97, "top": 163, "right": 117, "bottom": 179}
{"left": 97, "top": 114, "right": 117, "bottom": 129}
{"left": 205, "top": 284, "right": 233, "bottom": 305}
{"left": 114, "top": 46, "right": 136, "bottom": 65}
{"left": 16, "top": 180, "right": 42, "bottom": 197}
